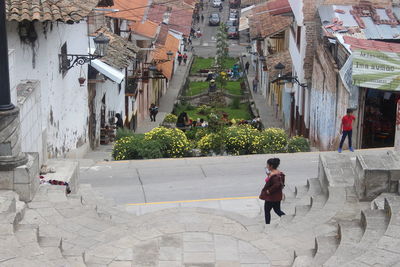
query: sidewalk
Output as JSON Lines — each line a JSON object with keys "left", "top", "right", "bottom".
{"left": 135, "top": 54, "right": 193, "bottom": 134}
{"left": 244, "top": 62, "right": 284, "bottom": 129}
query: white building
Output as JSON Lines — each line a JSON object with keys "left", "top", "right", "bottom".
{"left": 6, "top": 0, "right": 104, "bottom": 163}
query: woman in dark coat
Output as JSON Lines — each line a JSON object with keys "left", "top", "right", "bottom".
{"left": 259, "top": 158, "right": 286, "bottom": 224}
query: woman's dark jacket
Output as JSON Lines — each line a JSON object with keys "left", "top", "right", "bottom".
{"left": 259, "top": 172, "right": 285, "bottom": 202}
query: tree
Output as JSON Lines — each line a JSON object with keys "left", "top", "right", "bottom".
{"left": 215, "top": 23, "right": 228, "bottom": 91}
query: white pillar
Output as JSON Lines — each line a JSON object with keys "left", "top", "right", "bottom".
{"left": 395, "top": 99, "right": 400, "bottom": 150}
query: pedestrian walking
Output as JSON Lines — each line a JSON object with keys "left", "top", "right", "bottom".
{"left": 201, "top": 14, "right": 204, "bottom": 23}
{"left": 183, "top": 53, "right": 188, "bottom": 65}
{"left": 115, "top": 113, "right": 123, "bottom": 129}
{"left": 149, "top": 103, "right": 159, "bottom": 122}
{"left": 259, "top": 158, "right": 286, "bottom": 224}
{"left": 196, "top": 13, "right": 200, "bottom": 23}
{"left": 177, "top": 52, "right": 183, "bottom": 65}
{"left": 252, "top": 78, "right": 258, "bottom": 93}
{"left": 245, "top": 61, "right": 250, "bottom": 73}
{"left": 338, "top": 108, "right": 356, "bottom": 153}
{"left": 196, "top": 29, "right": 202, "bottom": 38}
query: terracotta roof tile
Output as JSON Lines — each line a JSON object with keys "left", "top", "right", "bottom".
{"left": 156, "top": 24, "right": 169, "bottom": 45}
{"left": 148, "top": 4, "right": 193, "bottom": 36}
{"left": 130, "top": 20, "right": 159, "bottom": 39}
{"left": 343, "top": 36, "right": 400, "bottom": 52}
{"left": 153, "top": 33, "right": 180, "bottom": 79}
{"left": 106, "top": 0, "right": 147, "bottom": 21}
{"left": 249, "top": 12, "right": 291, "bottom": 39}
{"left": 5, "top": 0, "right": 100, "bottom": 22}
{"left": 266, "top": 50, "right": 292, "bottom": 80}
{"left": 96, "top": 27, "right": 139, "bottom": 69}
{"left": 252, "top": 0, "right": 291, "bottom": 16}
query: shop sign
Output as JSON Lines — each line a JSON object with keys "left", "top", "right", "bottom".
{"left": 352, "top": 48, "right": 400, "bottom": 91}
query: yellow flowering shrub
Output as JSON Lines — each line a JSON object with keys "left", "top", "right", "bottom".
{"left": 260, "top": 128, "right": 288, "bottom": 154}
{"left": 145, "top": 127, "right": 190, "bottom": 158}
{"left": 224, "top": 124, "right": 262, "bottom": 155}
{"left": 197, "top": 133, "right": 224, "bottom": 155}
{"left": 163, "top": 113, "right": 178, "bottom": 123}
{"left": 287, "top": 136, "right": 310, "bottom": 153}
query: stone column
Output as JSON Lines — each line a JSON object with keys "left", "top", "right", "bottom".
{"left": 395, "top": 99, "right": 400, "bottom": 151}
{"left": 0, "top": 108, "right": 27, "bottom": 171}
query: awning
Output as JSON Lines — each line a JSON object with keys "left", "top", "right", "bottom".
{"left": 239, "top": 17, "right": 250, "bottom": 31}
{"left": 239, "top": 5, "right": 254, "bottom": 31}
{"left": 91, "top": 59, "right": 125, "bottom": 84}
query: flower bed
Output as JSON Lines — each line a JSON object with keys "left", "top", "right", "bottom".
{"left": 113, "top": 125, "right": 310, "bottom": 160}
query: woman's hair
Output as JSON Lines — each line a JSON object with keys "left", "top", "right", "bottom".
{"left": 267, "top": 158, "right": 280, "bottom": 169}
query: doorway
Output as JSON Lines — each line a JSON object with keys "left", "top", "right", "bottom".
{"left": 361, "top": 88, "right": 400, "bottom": 148}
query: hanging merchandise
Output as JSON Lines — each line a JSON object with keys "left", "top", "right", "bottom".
{"left": 78, "top": 65, "right": 86, "bottom": 86}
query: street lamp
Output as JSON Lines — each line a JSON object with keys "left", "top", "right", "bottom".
{"left": 166, "top": 50, "right": 173, "bottom": 60}
{"left": 271, "top": 62, "right": 308, "bottom": 88}
{"left": 59, "top": 33, "right": 110, "bottom": 71}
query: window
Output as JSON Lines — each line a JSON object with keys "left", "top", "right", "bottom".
{"left": 59, "top": 42, "right": 68, "bottom": 76}
{"left": 296, "top": 26, "right": 301, "bottom": 49}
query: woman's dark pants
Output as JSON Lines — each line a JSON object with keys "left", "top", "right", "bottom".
{"left": 264, "top": 201, "right": 285, "bottom": 224}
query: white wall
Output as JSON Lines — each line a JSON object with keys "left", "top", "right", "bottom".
{"left": 7, "top": 21, "right": 90, "bottom": 159}
{"left": 8, "top": 49, "right": 17, "bottom": 105}
{"left": 17, "top": 81, "right": 44, "bottom": 165}
{"left": 288, "top": 0, "right": 304, "bottom": 26}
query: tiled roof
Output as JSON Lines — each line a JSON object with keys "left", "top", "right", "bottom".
{"left": 249, "top": 12, "right": 291, "bottom": 39}
{"left": 343, "top": 36, "right": 400, "bottom": 52}
{"left": 266, "top": 50, "right": 292, "bottom": 80}
{"left": 5, "top": 0, "right": 100, "bottom": 22}
{"left": 252, "top": 0, "right": 291, "bottom": 16}
{"left": 155, "top": 24, "right": 169, "bottom": 45}
{"left": 130, "top": 20, "right": 159, "bottom": 39}
{"left": 106, "top": 0, "right": 147, "bottom": 21}
{"left": 153, "top": 33, "right": 180, "bottom": 79}
{"left": 95, "top": 27, "right": 139, "bottom": 69}
{"left": 148, "top": 4, "right": 193, "bottom": 36}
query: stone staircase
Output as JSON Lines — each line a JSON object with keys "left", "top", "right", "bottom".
{"left": 1, "top": 151, "right": 400, "bottom": 266}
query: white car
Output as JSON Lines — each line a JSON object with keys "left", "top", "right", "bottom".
{"left": 212, "top": 0, "right": 222, "bottom": 7}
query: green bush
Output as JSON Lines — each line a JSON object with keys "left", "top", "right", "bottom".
{"left": 112, "top": 135, "right": 163, "bottom": 160}
{"left": 224, "top": 124, "right": 261, "bottom": 155}
{"left": 145, "top": 127, "right": 190, "bottom": 158}
{"left": 287, "top": 136, "right": 310, "bottom": 153}
{"left": 197, "top": 133, "right": 225, "bottom": 155}
{"left": 115, "top": 128, "right": 135, "bottom": 141}
{"left": 163, "top": 113, "right": 178, "bottom": 123}
{"left": 260, "top": 128, "right": 288, "bottom": 154}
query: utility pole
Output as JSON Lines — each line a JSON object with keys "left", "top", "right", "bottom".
{"left": 0, "top": 0, "right": 27, "bottom": 170}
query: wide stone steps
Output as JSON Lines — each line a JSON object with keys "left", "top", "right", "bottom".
{"left": 340, "top": 194, "right": 400, "bottom": 266}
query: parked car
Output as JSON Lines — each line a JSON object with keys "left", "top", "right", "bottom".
{"left": 229, "top": 13, "right": 238, "bottom": 20}
{"left": 212, "top": 0, "right": 222, "bottom": 7}
{"left": 227, "top": 26, "right": 239, "bottom": 39}
{"left": 209, "top": 13, "right": 221, "bottom": 26}
{"left": 225, "top": 20, "right": 237, "bottom": 28}
{"left": 228, "top": 17, "right": 238, "bottom": 26}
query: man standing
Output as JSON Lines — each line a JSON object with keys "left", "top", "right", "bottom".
{"left": 183, "top": 53, "right": 188, "bottom": 65}
{"left": 245, "top": 61, "right": 250, "bottom": 73}
{"left": 177, "top": 52, "right": 183, "bottom": 65}
{"left": 338, "top": 108, "right": 356, "bottom": 153}
{"left": 252, "top": 78, "right": 258, "bottom": 93}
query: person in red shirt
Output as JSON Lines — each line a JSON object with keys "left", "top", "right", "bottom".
{"left": 339, "top": 108, "right": 356, "bottom": 153}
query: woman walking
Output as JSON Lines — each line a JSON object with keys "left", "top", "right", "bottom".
{"left": 259, "top": 158, "right": 286, "bottom": 224}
